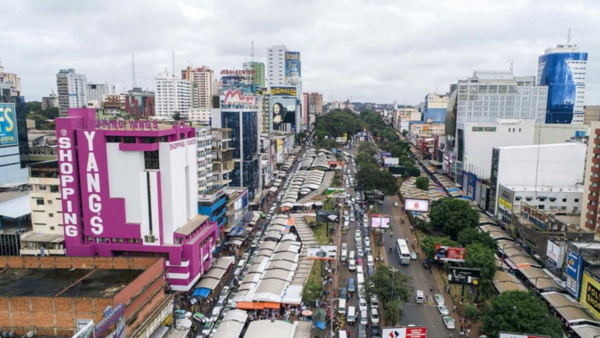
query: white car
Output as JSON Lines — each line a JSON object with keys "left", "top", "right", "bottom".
{"left": 435, "top": 294, "right": 445, "bottom": 306}
{"left": 342, "top": 243, "right": 348, "bottom": 251}
{"left": 443, "top": 316, "right": 455, "bottom": 329}
{"left": 370, "top": 295, "right": 379, "bottom": 308}
{"left": 355, "top": 229, "right": 361, "bottom": 237}
{"left": 357, "top": 249, "right": 364, "bottom": 258}
{"left": 349, "top": 259, "right": 356, "bottom": 272}
{"left": 370, "top": 308, "right": 380, "bottom": 324}
{"left": 359, "top": 297, "right": 368, "bottom": 313}
{"left": 220, "top": 286, "right": 230, "bottom": 298}
{"left": 438, "top": 305, "right": 449, "bottom": 315}
{"left": 355, "top": 235, "right": 362, "bottom": 244}
{"left": 394, "top": 202, "right": 399, "bottom": 207}
{"left": 360, "top": 312, "right": 369, "bottom": 325}
{"left": 364, "top": 237, "right": 371, "bottom": 247}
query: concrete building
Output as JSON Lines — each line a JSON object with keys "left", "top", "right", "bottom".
{"left": 20, "top": 160, "right": 65, "bottom": 256}
{"left": 182, "top": 66, "right": 214, "bottom": 109}
{"left": 41, "top": 89, "right": 59, "bottom": 109}
{"left": 206, "top": 128, "right": 234, "bottom": 243}
{"left": 307, "top": 92, "right": 323, "bottom": 115}
{"left": 87, "top": 82, "right": 115, "bottom": 108}
{"left": 55, "top": 108, "right": 217, "bottom": 291}
{"left": 267, "top": 45, "right": 287, "bottom": 87}
{"left": 102, "top": 94, "right": 125, "bottom": 115}
{"left": 56, "top": 68, "right": 87, "bottom": 116}
{"left": 584, "top": 106, "right": 600, "bottom": 125}
{"left": 0, "top": 256, "right": 174, "bottom": 338}
{"left": 244, "top": 61, "right": 265, "bottom": 87}
{"left": 489, "top": 143, "right": 586, "bottom": 218}
{"left": 538, "top": 44, "right": 588, "bottom": 124}
{"left": 0, "top": 83, "right": 29, "bottom": 185}
{"left": 581, "top": 121, "right": 600, "bottom": 234}
{"left": 154, "top": 72, "right": 191, "bottom": 118}
{"left": 422, "top": 92, "right": 449, "bottom": 123}
{"left": 189, "top": 108, "right": 217, "bottom": 125}
{"left": 0, "top": 62, "right": 21, "bottom": 95}
{"left": 125, "top": 87, "right": 155, "bottom": 118}
{"left": 393, "top": 106, "right": 421, "bottom": 132}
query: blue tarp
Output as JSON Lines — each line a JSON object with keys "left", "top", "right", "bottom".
{"left": 193, "top": 288, "right": 211, "bottom": 298}
{"left": 314, "top": 321, "right": 326, "bottom": 330}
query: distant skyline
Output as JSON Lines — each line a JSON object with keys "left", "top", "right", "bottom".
{"left": 0, "top": 0, "right": 598, "bottom": 105}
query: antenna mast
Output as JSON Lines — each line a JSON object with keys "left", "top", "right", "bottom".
{"left": 132, "top": 54, "right": 136, "bottom": 88}
{"left": 172, "top": 50, "right": 175, "bottom": 78}
{"left": 251, "top": 41, "right": 255, "bottom": 61}
{"left": 567, "top": 28, "right": 571, "bottom": 44}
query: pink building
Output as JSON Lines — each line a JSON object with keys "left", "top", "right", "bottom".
{"left": 56, "top": 108, "right": 218, "bottom": 291}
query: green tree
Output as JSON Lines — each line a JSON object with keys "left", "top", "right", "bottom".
{"left": 356, "top": 164, "right": 398, "bottom": 195}
{"left": 29, "top": 114, "right": 48, "bottom": 129}
{"left": 358, "top": 141, "right": 378, "bottom": 156}
{"left": 297, "top": 132, "right": 307, "bottom": 143}
{"left": 421, "top": 236, "right": 458, "bottom": 260}
{"left": 173, "top": 111, "right": 181, "bottom": 121}
{"left": 25, "top": 101, "right": 43, "bottom": 114}
{"left": 314, "top": 109, "right": 365, "bottom": 137}
{"left": 368, "top": 264, "right": 411, "bottom": 303}
{"left": 415, "top": 176, "right": 430, "bottom": 190}
{"left": 458, "top": 228, "right": 498, "bottom": 251}
{"left": 401, "top": 130, "right": 408, "bottom": 136}
{"left": 383, "top": 299, "right": 403, "bottom": 326}
{"left": 355, "top": 152, "right": 378, "bottom": 167}
{"left": 429, "top": 198, "right": 479, "bottom": 238}
{"left": 406, "top": 167, "right": 421, "bottom": 177}
{"left": 464, "top": 304, "right": 479, "bottom": 320}
{"left": 465, "top": 243, "right": 496, "bottom": 281}
{"left": 482, "top": 291, "right": 563, "bottom": 338}
{"left": 40, "top": 107, "right": 59, "bottom": 119}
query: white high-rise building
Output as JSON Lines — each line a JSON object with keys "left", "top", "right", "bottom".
{"left": 56, "top": 68, "right": 87, "bottom": 116}
{"left": 87, "top": 82, "right": 115, "bottom": 107}
{"left": 154, "top": 72, "right": 191, "bottom": 118}
{"left": 267, "top": 45, "right": 287, "bottom": 87}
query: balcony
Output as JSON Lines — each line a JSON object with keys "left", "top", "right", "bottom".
{"left": 588, "top": 203, "right": 597, "bottom": 212}
{"left": 594, "top": 148, "right": 600, "bottom": 155}
{"left": 592, "top": 175, "right": 600, "bottom": 183}
{"left": 593, "top": 157, "right": 600, "bottom": 165}
{"left": 595, "top": 138, "right": 600, "bottom": 145}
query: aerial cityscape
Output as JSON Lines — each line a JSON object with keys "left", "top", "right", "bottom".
{"left": 1, "top": 1, "right": 600, "bottom": 338}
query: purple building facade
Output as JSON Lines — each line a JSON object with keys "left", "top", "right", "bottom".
{"left": 56, "top": 108, "right": 217, "bottom": 291}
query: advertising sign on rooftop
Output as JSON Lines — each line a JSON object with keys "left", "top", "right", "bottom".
{"left": 434, "top": 245, "right": 466, "bottom": 262}
{"left": 382, "top": 326, "right": 427, "bottom": 338}
{"left": 0, "top": 103, "right": 18, "bottom": 146}
{"left": 223, "top": 89, "right": 257, "bottom": 106}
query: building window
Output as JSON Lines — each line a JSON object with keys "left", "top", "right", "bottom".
{"left": 36, "top": 199, "right": 44, "bottom": 206}
{"left": 144, "top": 151, "right": 160, "bottom": 170}
{"left": 39, "top": 185, "right": 47, "bottom": 191}
{"left": 575, "top": 198, "right": 579, "bottom": 203}
{"left": 107, "top": 136, "right": 121, "bottom": 143}
{"left": 49, "top": 213, "right": 53, "bottom": 217}
{"left": 50, "top": 226, "right": 55, "bottom": 231}
{"left": 123, "top": 137, "right": 136, "bottom": 144}
{"left": 141, "top": 137, "right": 158, "bottom": 144}
{"left": 563, "top": 198, "right": 567, "bottom": 202}
{"left": 47, "top": 200, "right": 52, "bottom": 204}
{"left": 50, "top": 185, "right": 59, "bottom": 193}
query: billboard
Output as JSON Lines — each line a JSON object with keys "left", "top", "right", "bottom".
{"left": 271, "top": 86, "right": 297, "bottom": 96}
{"left": 545, "top": 240, "right": 565, "bottom": 270}
{"left": 327, "top": 160, "right": 342, "bottom": 169}
{"left": 382, "top": 327, "right": 427, "bottom": 338}
{"left": 499, "top": 333, "right": 550, "bottom": 338}
{"left": 448, "top": 267, "right": 480, "bottom": 285}
{"left": 284, "top": 51, "right": 301, "bottom": 86}
{"left": 580, "top": 269, "right": 600, "bottom": 320}
{"left": 403, "top": 198, "right": 430, "bottom": 212}
{"left": 380, "top": 152, "right": 392, "bottom": 161}
{"left": 307, "top": 245, "right": 337, "bottom": 260}
{"left": 384, "top": 157, "right": 399, "bottom": 166}
{"left": 434, "top": 245, "right": 466, "bottom": 262}
{"left": 0, "top": 103, "right": 18, "bottom": 146}
{"left": 566, "top": 250, "right": 584, "bottom": 299}
{"left": 371, "top": 214, "right": 390, "bottom": 228}
{"left": 271, "top": 97, "right": 297, "bottom": 132}
{"left": 326, "top": 188, "right": 345, "bottom": 197}
{"left": 223, "top": 89, "right": 257, "bottom": 106}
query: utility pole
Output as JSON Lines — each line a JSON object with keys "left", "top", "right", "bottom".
{"left": 132, "top": 54, "right": 136, "bottom": 88}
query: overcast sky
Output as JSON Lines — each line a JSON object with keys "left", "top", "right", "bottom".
{"left": 1, "top": 0, "right": 598, "bottom": 105}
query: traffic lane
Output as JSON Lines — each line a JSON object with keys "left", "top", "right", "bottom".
{"left": 402, "top": 304, "right": 453, "bottom": 338}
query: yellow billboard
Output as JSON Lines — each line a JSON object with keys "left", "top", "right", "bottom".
{"left": 276, "top": 139, "right": 283, "bottom": 152}
{"left": 343, "top": 133, "right": 347, "bottom": 142}
{"left": 580, "top": 270, "right": 600, "bottom": 320}
{"left": 498, "top": 198, "right": 512, "bottom": 210}
{"left": 271, "top": 87, "right": 297, "bottom": 96}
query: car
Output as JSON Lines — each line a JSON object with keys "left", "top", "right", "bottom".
{"left": 358, "top": 285, "right": 365, "bottom": 298}
{"left": 356, "top": 243, "right": 362, "bottom": 252}
{"left": 360, "top": 312, "right": 368, "bottom": 325}
{"left": 357, "top": 249, "right": 364, "bottom": 257}
{"left": 350, "top": 215, "right": 355, "bottom": 222}
{"left": 371, "top": 324, "right": 381, "bottom": 338}
{"left": 394, "top": 202, "right": 399, "bottom": 207}
{"left": 435, "top": 294, "right": 445, "bottom": 306}
{"left": 370, "top": 308, "right": 380, "bottom": 324}
{"left": 410, "top": 252, "right": 418, "bottom": 260}
{"left": 438, "top": 305, "right": 449, "bottom": 315}
{"left": 422, "top": 259, "right": 431, "bottom": 269}
{"left": 355, "top": 236, "right": 362, "bottom": 245}
{"left": 443, "top": 316, "right": 455, "bottom": 329}
{"left": 377, "top": 200, "right": 383, "bottom": 205}
{"left": 359, "top": 297, "right": 368, "bottom": 313}
{"left": 174, "top": 309, "right": 191, "bottom": 320}
{"left": 367, "top": 266, "right": 374, "bottom": 276}
{"left": 202, "top": 321, "right": 214, "bottom": 335}
{"left": 355, "top": 229, "right": 361, "bottom": 237}
{"left": 370, "top": 295, "right": 379, "bottom": 308}
{"left": 348, "top": 278, "right": 356, "bottom": 293}
{"left": 349, "top": 259, "right": 356, "bottom": 272}
{"left": 220, "top": 286, "right": 230, "bottom": 298}
{"left": 340, "top": 287, "right": 348, "bottom": 299}
{"left": 342, "top": 243, "right": 348, "bottom": 251}
{"left": 250, "top": 240, "right": 258, "bottom": 248}
{"left": 364, "top": 237, "right": 371, "bottom": 246}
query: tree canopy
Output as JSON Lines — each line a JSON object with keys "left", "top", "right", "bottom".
{"left": 421, "top": 236, "right": 458, "bottom": 260}
{"left": 356, "top": 164, "right": 398, "bottom": 195}
{"left": 465, "top": 242, "right": 497, "bottom": 281}
{"left": 416, "top": 176, "right": 430, "bottom": 190}
{"left": 429, "top": 198, "right": 479, "bottom": 238}
{"left": 482, "top": 291, "right": 563, "bottom": 338}
{"left": 368, "top": 264, "right": 411, "bottom": 304}
{"left": 458, "top": 228, "right": 498, "bottom": 252}
{"left": 355, "top": 152, "right": 378, "bottom": 168}
{"left": 314, "top": 109, "right": 365, "bottom": 138}
{"left": 358, "top": 141, "right": 378, "bottom": 156}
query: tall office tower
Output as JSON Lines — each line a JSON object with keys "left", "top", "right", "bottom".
{"left": 182, "top": 66, "right": 214, "bottom": 109}
{"left": 267, "top": 45, "right": 287, "bottom": 87}
{"left": 307, "top": 92, "right": 323, "bottom": 115}
{"left": 154, "top": 72, "right": 191, "bottom": 118}
{"left": 538, "top": 44, "right": 588, "bottom": 124}
{"left": 0, "top": 83, "right": 29, "bottom": 184}
{"left": 0, "top": 62, "right": 21, "bottom": 95}
{"left": 125, "top": 87, "right": 155, "bottom": 118}
{"left": 55, "top": 108, "right": 216, "bottom": 291}
{"left": 422, "top": 93, "right": 449, "bottom": 122}
{"left": 42, "top": 89, "right": 59, "bottom": 109}
{"left": 87, "top": 82, "right": 115, "bottom": 107}
{"left": 56, "top": 69, "right": 87, "bottom": 116}
{"left": 243, "top": 61, "right": 265, "bottom": 87}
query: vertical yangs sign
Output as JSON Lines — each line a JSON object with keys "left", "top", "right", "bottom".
{"left": 77, "top": 129, "right": 109, "bottom": 237}
{"left": 56, "top": 119, "right": 84, "bottom": 246}
{"left": 0, "top": 103, "right": 18, "bottom": 146}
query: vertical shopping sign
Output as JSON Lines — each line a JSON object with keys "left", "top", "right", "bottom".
{"left": 285, "top": 51, "right": 301, "bottom": 86}
{"left": 565, "top": 250, "right": 583, "bottom": 299}
{"left": 0, "top": 103, "right": 18, "bottom": 146}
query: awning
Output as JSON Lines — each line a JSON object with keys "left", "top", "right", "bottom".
{"left": 192, "top": 287, "right": 211, "bottom": 298}
{"left": 0, "top": 193, "right": 31, "bottom": 219}
{"left": 269, "top": 187, "right": 278, "bottom": 193}
{"left": 226, "top": 239, "right": 244, "bottom": 246}
{"left": 236, "top": 302, "right": 265, "bottom": 310}
{"left": 263, "top": 302, "right": 281, "bottom": 309}
{"left": 314, "top": 321, "right": 326, "bottom": 330}
{"left": 503, "top": 258, "right": 518, "bottom": 270}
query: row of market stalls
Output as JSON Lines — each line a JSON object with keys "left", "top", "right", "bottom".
{"left": 479, "top": 224, "right": 600, "bottom": 333}
{"left": 233, "top": 214, "right": 304, "bottom": 309}
{"left": 193, "top": 256, "right": 236, "bottom": 299}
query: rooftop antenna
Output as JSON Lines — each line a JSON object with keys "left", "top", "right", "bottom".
{"left": 251, "top": 41, "right": 255, "bottom": 62}
{"left": 510, "top": 62, "right": 513, "bottom": 74}
{"left": 132, "top": 54, "right": 136, "bottom": 88}
{"left": 567, "top": 28, "right": 571, "bottom": 44}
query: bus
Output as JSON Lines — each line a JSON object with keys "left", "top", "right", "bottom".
{"left": 396, "top": 239, "right": 411, "bottom": 265}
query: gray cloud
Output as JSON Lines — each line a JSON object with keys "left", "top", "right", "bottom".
{"left": 1, "top": 0, "right": 598, "bottom": 105}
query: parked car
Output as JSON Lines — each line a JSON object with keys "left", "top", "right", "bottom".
{"left": 394, "top": 202, "right": 399, "bottom": 207}
{"left": 438, "top": 305, "right": 449, "bottom": 315}
{"left": 410, "top": 252, "right": 418, "bottom": 260}
{"left": 340, "top": 287, "right": 347, "bottom": 300}
{"left": 443, "top": 316, "right": 455, "bottom": 329}
{"left": 349, "top": 259, "right": 357, "bottom": 272}
{"left": 435, "top": 294, "right": 445, "bottom": 306}
{"left": 348, "top": 278, "right": 356, "bottom": 293}
{"left": 360, "top": 312, "right": 368, "bottom": 325}
{"left": 370, "top": 308, "right": 380, "bottom": 324}
{"left": 372, "top": 324, "right": 381, "bottom": 338}
{"left": 359, "top": 297, "right": 368, "bottom": 313}
{"left": 370, "top": 295, "right": 379, "bottom": 308}
{"left": 202, "top": 321, "right": 214, "bottom": 335}
{"left": 422, "top": 259, "right": 431, "bottom": 269}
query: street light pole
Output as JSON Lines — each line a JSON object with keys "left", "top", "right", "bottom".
{"left": 391, "top": 267, "right": 398, "bottom": 325}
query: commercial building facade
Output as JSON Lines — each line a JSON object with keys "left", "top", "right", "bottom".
{"left": 56, "top": 68, "right": 87, "bottom": 116}
{"left": 0, "top": 63, "right": 21, "bottom": 95}
{"left": 87, "top": 82, "right": 115, "bottom": 108}
{"left": 581, "top": 121, "right": 600, "bottom": 234}
{"left": 56, "top": 108, "right": 217, "bottom": 291}
{"left": 154, "top": 73, "right": 191, "bottom": 118}
{"left": 42, "top": 90, "right": 59, "bottom": 110}
{"left": 422, "top": 92, "right": 449, "bottom": 123}
{"left": 244, "top": 61, "right": 265, "bottom": 87}
{"left": 538, "top": 44, "right": 588, "bottom": 124}
{"left": 182, "top": 66, "right": 214, "bottom": 109}
{"left": 125, "top": 87, "right": 155, "bottom": 118}
{"left": 0, "top": 83, "right": 29, "bottom": 185}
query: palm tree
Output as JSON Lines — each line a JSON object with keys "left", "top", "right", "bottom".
{"left": 383, "top": 300, "right": 403, "bottom": 326}
{"left": 476, "top": 279, "right": 495, "bottom": 302}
